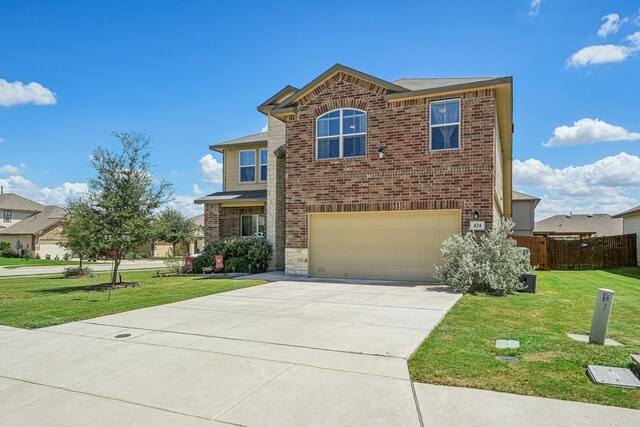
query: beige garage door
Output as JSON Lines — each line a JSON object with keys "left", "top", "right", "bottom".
{"left": 309, "top": 210, "right": 461, "bottom": 281}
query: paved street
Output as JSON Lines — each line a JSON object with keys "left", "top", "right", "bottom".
{"left": 0, "top": 279, "right": 638, "bottom": 426}
{"left": 0, "top": 260, "right": 168, "bottom": 278}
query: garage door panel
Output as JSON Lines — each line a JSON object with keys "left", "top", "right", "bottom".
{"left": 309, "top": 210, "right": 460, "bottom": 281}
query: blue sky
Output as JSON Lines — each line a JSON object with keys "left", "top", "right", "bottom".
{"left": 1, "top": 0, "right": 639, "bottom": 219}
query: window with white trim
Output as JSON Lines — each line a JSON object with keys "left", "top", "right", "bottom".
{"left": 3, "top": 210, "right": 11, "bottom": 222}
{"left": 240, "top": 214, "right": 265, "bottom": 237}
{"left": 316, "top": 109, "right": 366, "bottom": 159}
{"left": 430, "top": 99, "right": 460, "bottom": 151}
{"left": 239, "top": 150, "right": 256, "bottom": 183}
{"left": 259, "top": 148, "right": 268, "bottom": 181}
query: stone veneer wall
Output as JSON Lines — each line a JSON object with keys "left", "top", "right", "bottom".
{"left": 283, "top": 72, "right": 497, "bottom": 275}
{"left": 267, "top": 115, "right": 286, "bottom": 270}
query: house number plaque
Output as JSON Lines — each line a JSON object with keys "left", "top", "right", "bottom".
{"left": 470, "top": 221, "right": 485, "bottom": 231}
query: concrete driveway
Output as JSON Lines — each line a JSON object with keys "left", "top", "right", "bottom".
{"left": 1, "top": 279, "right": 638, "bottom": 426}
{"left": 0, "top": 279, "right": 457, "bottom": 426}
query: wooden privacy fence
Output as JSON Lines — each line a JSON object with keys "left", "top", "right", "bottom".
{"left": 512, "top": 234, "right": 637, "bottom": 271}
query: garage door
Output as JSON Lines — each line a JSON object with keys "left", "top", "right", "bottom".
{"left": 38, "top": 243, "right": 69, "bottom": 259}
{"left": 309, "top": 210, "right": 461, "bottom": 281}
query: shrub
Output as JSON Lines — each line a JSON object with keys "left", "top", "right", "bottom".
{"left": 45, "top": 254, "right": 51, "bottom": 260}
{"left": 163, "top": 259, "right": 187, "bottom": 275}
{"left": 194, "top": 237, "right": 272, "bottom": 274}
{"left": 0, "top": 242, "right": 16, "bottom": 258}
{"left": 23, "top": 251, "right": 32, "bottom": 260}
{"left": 435, "top": 218, "right": 530, "bottom": 295}
{"left": 63, "top": 253, "right": 70, "bottom": 261}
{"left": 63, "top": 266, "right": 94, "bottom": 277}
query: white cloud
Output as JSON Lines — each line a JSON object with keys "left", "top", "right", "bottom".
{"left": 627, "top": 31, "right": 640, "bottom": 49}
{"left": 0, "top": 163, "right": 26, "bottom": 175}
{"left": 529, "top": 0, "right": 542, "bottom": 17}
{"left": 170, "top": 170, "right": 184, "bottom": 176}
{"left": 568, "top": 30, "right": 640, "bottom": 67}
{"left": 198, "top": 154, "right": 223, "bottom": 184}
{"left": 38, "top": 182, "right": 89, "bottom": 205}
{"left": 513, "top": 152, "right": 640, "bottom": 219}
{"left": 0, "top": 79, "right": 57, "bottom": 107}
{"left": 544, "top": 118, "right": 640, "bottom": 147}
{"left": 598, "top": 14, "right": 623, "bottom": 38}
{"left": 192, "top": 183, "right": 203, "bottom": 195}
{"left": 261, "top": 123, "right": 268, "bottom": 132}
{"left": 166, "top": 194, "right": 204, "bottom": 218}
{"left": 567, "top": 44, "right": 632, "bottom": 66}
{"left": 0, "top": 175, "right": 88, "bottom": 206}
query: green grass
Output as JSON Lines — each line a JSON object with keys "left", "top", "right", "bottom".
{"left": 0, "top": 270, "right": 265, "bottom": 329}
{"left": 0, "top": 257, "right": 81, "bottom": 268}
{"left": 409, "top": 268, "right": 640, "bottom": 409}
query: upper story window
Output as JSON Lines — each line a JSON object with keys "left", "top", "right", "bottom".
{"left": 316, "top": 109, "right": 367, "bottom": 160}
{"left": 430, "top": 99, "right": 460, "bottom": 151}
{"left": 259, "top": 148, "right": 268, "bottom": 181}
{"left": 239, "top": 150, "right": 256, "bottom": 183}
{"left": 3, "top": 210, "right": 11, "bottom": 222}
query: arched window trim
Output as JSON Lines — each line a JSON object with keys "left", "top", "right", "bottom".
{"left": 316, "top": 108, "right": 367, "bottom": 160}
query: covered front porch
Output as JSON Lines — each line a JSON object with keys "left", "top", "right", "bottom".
{"left": 195, "top": 190, "right": 267, "bottom": 240}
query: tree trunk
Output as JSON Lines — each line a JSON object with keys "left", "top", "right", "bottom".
{"left": 111, "top": 257, "right": 121, "bottom": 285}
{"left": 79, "top": 256, "right": 83, "bottom": 272}
{"left": 172, "top": 242, "right": 177, "bottom": 259}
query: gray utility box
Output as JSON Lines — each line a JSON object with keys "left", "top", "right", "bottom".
{"left": 519, "top": 273, "right": 537, "bottom": 293}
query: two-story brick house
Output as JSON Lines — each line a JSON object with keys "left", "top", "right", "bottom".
{"left": 196, "top": 64, "right": 513, "bottom": 281}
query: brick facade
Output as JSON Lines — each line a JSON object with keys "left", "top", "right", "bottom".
{"left": 284, "top": 72, "right": 496, "bottom": 249}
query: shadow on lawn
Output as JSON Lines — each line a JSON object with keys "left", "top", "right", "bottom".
{"left": 602, "top": 267, "right": 640, "bottom": 281}
{"left": 34, "top": 284, "right": 99, "bottom": 294}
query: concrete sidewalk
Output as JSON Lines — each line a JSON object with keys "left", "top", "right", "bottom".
{"left": 0, "top": 259, "right": 167, "bottom": 277}
{"left": 0, "top": 280, "right": 638, "bottom": 426}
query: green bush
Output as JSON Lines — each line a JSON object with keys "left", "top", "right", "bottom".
{"left": 435, "top": 218, "right": 530, "bottom": 295}
{"left": 0, "top": 242, "right": 16, "bottom": 258}
{"left": 63, "top": 266, "right": 94, "bottom": 277}
{"left": 194, "top": 237, "right": 272, "bottom": 274}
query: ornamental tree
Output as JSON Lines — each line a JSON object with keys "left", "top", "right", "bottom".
{"left": 86, "top": 131, "right": 173, "bottom": 285}
{"left": 153, "top": 207, "right": 197, "bottom": 258}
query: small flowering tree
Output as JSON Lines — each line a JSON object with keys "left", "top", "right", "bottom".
{"left": 435, "top": 218, "right": 530, "bottom": 295}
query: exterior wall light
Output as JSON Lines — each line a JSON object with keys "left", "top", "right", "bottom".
{"left": 472, "top": 210, "right": 480, "bottom": 220}
{"left": 378, "top": 148, "right": 387, "bottom": 158}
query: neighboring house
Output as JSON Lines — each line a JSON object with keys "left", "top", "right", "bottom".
{"left": 511, "top": 191, "right": 540, "bottom": 236}
{"left": 0, "top": 192, "right": 67, "bottom": 258}
{"left": 613, "top": 205, "right": 640, "bottom": 266}
{"left": 196, "top": 64, "right": 513, "bottom": 281}
{"left": 534, "top": 214, "right": 623, "bottom": 237}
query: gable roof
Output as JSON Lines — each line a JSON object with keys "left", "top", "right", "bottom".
{"left": 393, "top": 77, "right": 504, "bottom": 91}
{"left": 613, "top": 205, "right": 640, "bottom": 218}
{"left": 263, "top": 64, "right": 512, "bottom": 117}
{"left": 257, "top": 85, "right": 299, "bottom": 114}
{"left": 512, "top": 191, "right": 540, "bottom": 201}
{"left": 534, "top": 214, "right": 623, "bottom": 236}
{"left": 209, "top": 131, "right": 268, "bottom": 151}
{"left": 269, "top": 64, "right": 409, "bottom": 114}
{"left": 0, "top": 193, "right": 45, "bottom": 212}
{"left": 0, "top": 205, "right": 65, "bottom": 236}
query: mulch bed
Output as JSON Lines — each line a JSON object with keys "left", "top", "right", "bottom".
{"left": 84, "top": 282, "right": 143, "bottom": 291}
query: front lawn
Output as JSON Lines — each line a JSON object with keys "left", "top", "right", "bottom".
{"left": 409, "top": 268, "right": 640, "bottom": 410}
{"left": 0, "top": 270, "right": 265, "bottom": 329}
{"left": 0, "top": 257, "right": 81, "bottom": 268}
